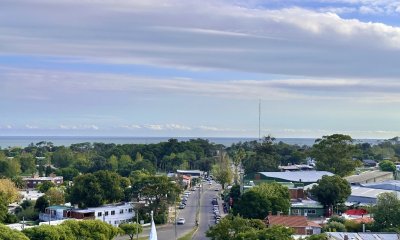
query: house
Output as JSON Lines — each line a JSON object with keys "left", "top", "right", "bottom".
{"left": 345, "top": 171, "right": 393, "bottom": 185}
{"left": 362, "top": 159, "right": 377, "bottom": 167}
{"left": 265, "top": 214, "right": 321, "bottom": 235}
{"left": 290, "top": 200, "right": 325, "bottom": 218}
{"left": 327, "top": 232, "right": 400, "bottom": 240}
{"left": 39, "top": 202, "right": 135, "bottom": 226}
{"left": 245, "top": 171, "right": 333, "bottom": 187}
{"left": 22, "top": 174, "right": 63, "bottom": 188}
{"left": 19, "top": 190, "right": 44, "bottom": 202}
{"left": 347, "top": 186, "right": 400, "bottom": 204}
{"left": 176, "top": 170, "right": 203, "bottom": 178}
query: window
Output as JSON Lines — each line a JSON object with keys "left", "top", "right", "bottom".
{"left": 306, "top": 209, "right": 316, "bottom": 214}
{"left": 111, "top": 211, "right": 115, "bottom": 215}
{"left": 128, "top": 208, "right": 133, "bottom": 213}
{"left": 291, "top": 209, "right": 301, "bottom": 215}
{"left": 120, "top": 209, "right": 124, "bottom": 214}
{"left": 98, "top": 212, "right": 102, "bottom": 217}
{"left": 105, "top": 211, "right": 109, "bottom": 216}
{"left": 115, "top": 220, "right": 118, "bottom": 225}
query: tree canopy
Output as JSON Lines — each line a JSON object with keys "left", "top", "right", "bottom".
{"left": 310, "top": 175, "right": 351, "bottom": 209}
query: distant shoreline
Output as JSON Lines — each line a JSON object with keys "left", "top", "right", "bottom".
{"left": 0, "top": 136, "right": 385, "bottom": 148}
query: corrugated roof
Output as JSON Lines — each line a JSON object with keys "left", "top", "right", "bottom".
{"left": 258, "top": 171, "right": 333, "bottom": 183}
{"left": 350, "top": 186, "right": 400, "bottom": 199}
{"left": 345, "top": 171, "right": 393, "bottom": 183}
{"left": 328, "top": 232, "right": 400, "bottom": 240}
{"left": 267, "top": 215, "right": 308, "bottom": 227}
{"left": 361, "top": 180, "right": 400, "bottom": 191}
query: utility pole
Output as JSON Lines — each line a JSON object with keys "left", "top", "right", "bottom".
{"left": 259, "top": 99, "right": 261, "bottom": 141}
{"left": 174, "top": 193, "right": 177, "bottom": 240}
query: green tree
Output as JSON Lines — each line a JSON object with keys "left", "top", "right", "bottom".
{"left": 70, "top": 173, "right": 103, "bottom": 207}
{"left": 310, "top": 175, "right": 351, "bottom": 213}
{"left": 234, "top": 182, "right": 290, "bottom": 219}
{"left": 379, "top": 160, "right": 396, "bottom": 172}
{"left": 322, "top": 221, "right": 346, "bottom": 232}
{"left": 237, "top": 225, "right": 294, "bottom": 240}
{"left": 34, "top": 195, "right": 49, "bottom": 212}
{"left": 231, "top": 148, "right": 245, "bottom": 184}
{"left": 0, "top": 192, "right": 8, "bottom": 223}
{"left": 107, "top": 155, "right": 118, "bottom": 171}
{"left": 372, "top": 192, "right": 400, "bottom": 230}
{"left": 52, "top": 147, "right": 75, "bottom": 168}
{"left": 311, "top": 134, "right": 358, "bottom": 176}
{"left": 36, "top": 181, "right": 56, "bottom": 193}
{"left": 62, "top": 219, "right": 121, "bottom": 240}
{"left": 233, "top": 190, "right": 271, "bottom": 219}
{"left": 0, "top": 179, "right": 20, "bottom": 204}
{"left": 0, "top": 224, "right": 29, "bottom": 240}
{"left": 119, "top": 223, "right": 143, "bottom": 240}
{"left": 18, "top": 153, "right": 36, "bottom": 174}
{"left": 55, "top": 167, "right": 79, "bottom": 181}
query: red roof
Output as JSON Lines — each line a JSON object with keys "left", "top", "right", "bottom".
{"left": 345, "top": 209, "right": 368, "bottom": 215}
{"left": 267, "top": 216, "right": 309, "bottom": 228}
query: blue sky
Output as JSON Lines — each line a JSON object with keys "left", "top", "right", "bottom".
{"left": 1, "top": 0, "right": 400, "bottom": 138}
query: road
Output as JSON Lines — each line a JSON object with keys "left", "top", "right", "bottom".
{"left": 192, "top": 181, "right": 221, "bottom": 240}
{"left": 117, "top": 181, "right": 221, "bottom": 240}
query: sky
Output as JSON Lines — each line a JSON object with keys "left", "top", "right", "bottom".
{"left": 1, "top": 0, "right": 400, "bottom": 138}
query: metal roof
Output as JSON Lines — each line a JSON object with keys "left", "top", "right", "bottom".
{"left": 361, "top": 180, "right": 400, "bottom": 191}
{"left": 347, "top": 186, "right": 400, "bottom": 204}
{"left": 258, "top": 171, "right": 333, "bottom": 183}
{"left": 345, "top": 170, "right": 393, "bottom": 184}
{"left": 327, "top": 232, "right": 400, "bottom": 240}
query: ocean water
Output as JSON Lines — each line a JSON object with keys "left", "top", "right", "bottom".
{"left": 0, "top": 136, "right": 382, "bottom": 148}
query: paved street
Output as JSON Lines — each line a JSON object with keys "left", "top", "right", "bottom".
{"left": 192, "top": 181, "right": 221, "bottom": 240}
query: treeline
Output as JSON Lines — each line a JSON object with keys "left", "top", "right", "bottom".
{"left": 0, "top": 138, "right": 220, "bottom": 179}
{"left": 228, "top": 135, "right": 400, "bottom": 177}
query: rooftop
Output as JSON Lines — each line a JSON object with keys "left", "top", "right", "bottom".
{"left": 327, "top": 232, "right": 399, "bottom": 240}
{"left": 361, "top": 180, "right": 400, "bottom": 191}
{"left": 291, "top": 200, "right": 324, "bottom": 209}
{"left": 267, "top": 215, "right": 321, "bottom": 228}
{"left": 345, "top": 171, "right": 393, "bottom": 184}
{"left": 258, "top": 171, "right": 333, "bottom": 183}
{"left": 176, "top": 170, "right": 203, "bottom": 174}
{"left": 350, "top": 186, "right": 400, "bottom": 199}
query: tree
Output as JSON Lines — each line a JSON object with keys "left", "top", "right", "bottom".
{"left": 234, "top": 183, "right": 290, "bottom": 219}
{"left": 322, "top": 221, "right": 346, "bottom": 232}
{"left": 52, "top": 147, "right": 74, "bottom": 168}
{"left": 36, "top": 181, "right": 55, "bottom": 193}
{"left": 55, "top": 167, "right": 79, "bottom": 181}
{"left": 119, "top": 223, "right": 143, "bottom": 240}
{"left": 46, "top": 188, "right": 65, "bottom": 205}
{"left": 61, "top": 219, "right": 121, "bottom": 240}
{"left": 310, "top": 175, "right": 351, "bottom": 213}
{"left": 233, "top": 190, "right": 271, "bottom": 219}
{"left": 0, "top": 192, "right": 8, "bottom": 223}
{"left": 0, "top": 179, "right": 20, "bottom": 204}
{"left": 34, "top": 195, "right": 49, "bottom": 212}
{"left": 231, "top": 148, "right": 245, "bottom": 184}
{"left": 379, "top": 160, "right": 396, "bottom": 172}
{"left": 206, "top": 215, "right": 293, "bottom": 240}
{"left": 0, "top": 224, "right": 29, "bottom": 240}
{"left": 212, "top": 152, "right": 232, "bottom": 189}
{"left": 311, "top": 134, "right": 358, "bottom": 176}
{"left": 18, "top": 153, "right": 36, "bottom": 174}
{"left": 22, "top": 223, "right": 73, "bottom": 240}
{"left": 372, "top": 192, "right": 400, "bottom": 230}
{"left": 70, "top": 173, "right": 103, "bottom": 208}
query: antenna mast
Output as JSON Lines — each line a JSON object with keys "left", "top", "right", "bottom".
{"left": 258, "top": 99, "right": 261, "bottom": 141}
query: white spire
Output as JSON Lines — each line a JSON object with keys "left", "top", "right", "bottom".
{"left": 149, "top": 211, "right": 158, "bottom": 240}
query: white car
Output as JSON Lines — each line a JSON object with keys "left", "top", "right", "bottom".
{"left": 177, "top": 218, "right": 186, "bottom": 225}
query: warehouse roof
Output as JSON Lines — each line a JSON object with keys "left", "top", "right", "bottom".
{"left": 361, "top": 180, "right": 400, "bottom": 191}
{"left": 345, "top": 171, "right": 393, "bottom": 184}
{"left": 258, "top": 171, "right": 333, "bottom": 183}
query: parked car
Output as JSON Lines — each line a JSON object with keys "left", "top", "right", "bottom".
{"left": 179, "top": 204, "right": 186, "bottom": 209}
{"left": 177, "top": 218, "right": 186, "bottom": 225}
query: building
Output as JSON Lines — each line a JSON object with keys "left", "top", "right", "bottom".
{"left": 265, "top": 215, "right": 321, "bottom": 235}
{"left": 88, "top": 202, "right": 134, "bottom": 226}
{"left": 245, "top": 171, "right": 333, "bottom": 187}
{"left": 327, "top": 232, "right": 400, "bottom": 240}
{"left": 19, "top": 190, "right": 44, "bottom": 202}
{"left": 39, "top": 202, "right": 135, "bottom": 226}
{"left": 361, "top": 180, "right": 400, "bottom": 191}
{"left": 22, "top": 174, "right": 63, "bottom": 188}
{"left": 290, "top": 200, "right": 325, "bottom": 218}
{"left": 278, "top": 164, "right": 314, "bottom": 172}
{"left": 347, "top": 186, "right": 400, "bottom": 204}
{"left": 345, "top": 171, "right": 393, "bottom": 185}
{"left": 362, "top": 159, "right": 377, "bottom": 167}
{"left": 176, "top": 170, "right": 203, "bottom": 177}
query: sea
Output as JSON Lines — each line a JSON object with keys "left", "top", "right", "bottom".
{"left": 0, "top": 136, "right": 384, "bottom": 148}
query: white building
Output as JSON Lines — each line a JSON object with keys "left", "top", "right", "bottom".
{"left": 88, "top": 202, "right": 135, "bottom": 226}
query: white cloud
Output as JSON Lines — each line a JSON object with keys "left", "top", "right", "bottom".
{"left": 25, "top": 124, "right": 38, "bottom": 129}
{"left": 1, "top": 0, "right": 400, "bottom": 78}
{"left": 58, "top": 124, "right": 99, "bottom": 130}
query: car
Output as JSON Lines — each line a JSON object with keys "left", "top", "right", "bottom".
{"left": 191, "top": 188, "right": 196, "bottom": 191}
{"left": 208, "top": 181, "right": 212, "bottom": 185}
{"left": 177, "top": 218, "right": 185, "bottom": 225}
{"left": 214, "top": 188, "right": 219, "bottom": 191}
{"left": 215, "top": 219, "right": 220, "bottom": 224}
{"left": 179, "top": 204, "right": 186, "bottom": 209}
